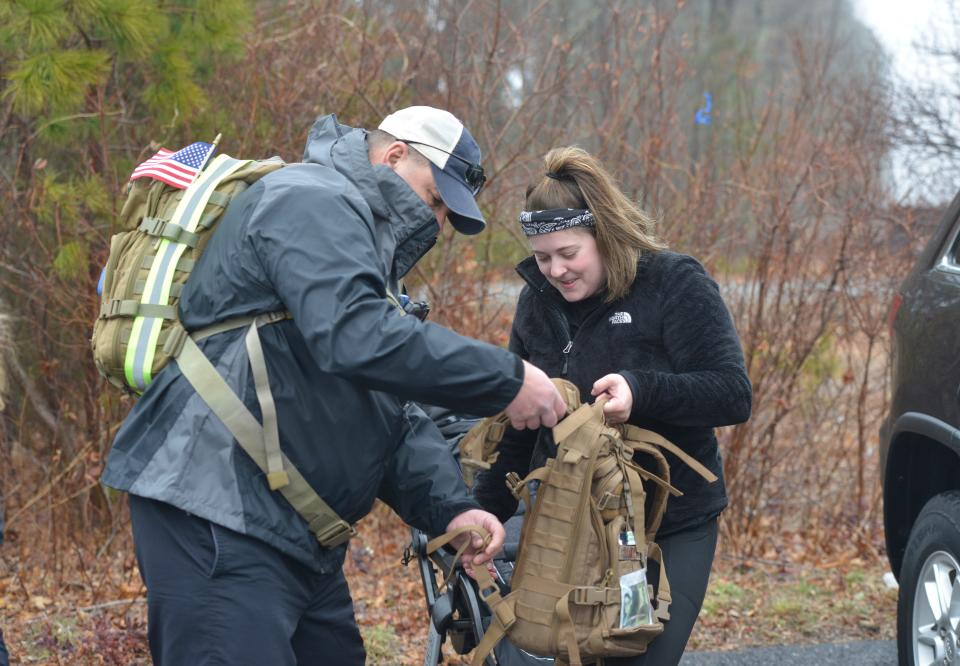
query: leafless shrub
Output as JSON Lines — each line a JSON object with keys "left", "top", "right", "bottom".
{"left": 0, "top": 0, "right": 924, "bottom": 582}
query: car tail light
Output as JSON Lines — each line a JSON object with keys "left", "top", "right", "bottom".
{"left": 887, "top": 292, "right": 903, "bottom": 335}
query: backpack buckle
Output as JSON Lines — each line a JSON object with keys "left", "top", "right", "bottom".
{"left": 102, "top": 299, "right": 122, "bottom": 318}
{"left": 596, "top": 491, "right": 622, "bottom": 511}
{"left": 312, "top": 518, "right": 356, "bottom": 548}
{"left": 572, "top": 587, "right": 605, "bottom": 606}
{"left": 162, "top": 324, "right": 189, "bottom": 358}
{"left": 505, "top": 472, "right": 523, "bottom": 499}
{"left": 139, "top": 216, "right": 167, "bottom": 235}
{"left": 100, "top": 299, "right": 131, "bottom": 319}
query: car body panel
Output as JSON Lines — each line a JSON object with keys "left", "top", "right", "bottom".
{"left": 880, "top": 190, "right": 960, "bottom": 578}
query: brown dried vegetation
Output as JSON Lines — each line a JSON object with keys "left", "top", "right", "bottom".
{"left": 0, "top": 0, "right": 938, "bottom": 662}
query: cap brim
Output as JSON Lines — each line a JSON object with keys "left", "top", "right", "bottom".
{"left": 432, "top": 164, "right": 485, "bottom": 235}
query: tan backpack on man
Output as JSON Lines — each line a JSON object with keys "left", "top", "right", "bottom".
{"left": 437, "top": 379, "right": 717, "bottom": 666}
{"left": 90, "top": 152, "right": 356, "bottom": 549}
{"left": 91, "top": 154, "right": 285, "bottom": 394}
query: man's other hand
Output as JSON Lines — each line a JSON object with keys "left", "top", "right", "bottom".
{"left": 445, "top": 509, "right": 505, "bottom": 568}
{"left": 504, "top": 360, "right": 566, "bottom": 430}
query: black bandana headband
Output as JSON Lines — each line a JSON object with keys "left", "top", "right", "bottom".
{"left": 519, "top": 208, "right": 595, "bottom": 236}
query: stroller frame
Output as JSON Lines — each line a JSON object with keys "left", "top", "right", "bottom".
{"left": 404, "top": 525, "right": 497, "bottom": 666}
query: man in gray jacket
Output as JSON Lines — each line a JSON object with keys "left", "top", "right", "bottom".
{"left": 102, "top": 106, "right": 565, "bottom": 665}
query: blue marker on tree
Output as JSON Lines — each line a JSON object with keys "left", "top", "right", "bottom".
{"left": 695, "top": 92, "right": 713, "bottom": 125}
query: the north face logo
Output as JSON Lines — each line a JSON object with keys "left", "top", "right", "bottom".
{"left": 609, "top": 311, "right": 632, "bottom": 325}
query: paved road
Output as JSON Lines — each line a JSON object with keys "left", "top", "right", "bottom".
{"left": 681, "top": 640, "right": 896, "bottom": 665}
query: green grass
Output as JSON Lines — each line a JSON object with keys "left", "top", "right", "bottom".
{"left": 702, "top": 579, "right": 752, "bottom": 616}
{"left": 362, "top": 623, "right": 401, "bottom": 665}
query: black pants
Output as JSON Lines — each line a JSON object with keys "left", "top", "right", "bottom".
{"left": 607, "top": 517, "right": 719, "bottom": 666}
{"left": 0, "top": 628, "right": 8, "bottom": 666}
{"left": 129, "top": 495, "right": 365, "bottom": 666}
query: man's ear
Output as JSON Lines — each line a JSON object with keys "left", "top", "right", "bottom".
{"left": 376, "top": 141, "right": 408, "bottom": 168}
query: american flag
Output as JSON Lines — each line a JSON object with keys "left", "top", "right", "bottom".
{"left": 129, "top": 141, "right": 215, "bottom": 189}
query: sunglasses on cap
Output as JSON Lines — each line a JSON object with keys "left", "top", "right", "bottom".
{"left": 402, "top": 141, "right": 486, "bottom": 195}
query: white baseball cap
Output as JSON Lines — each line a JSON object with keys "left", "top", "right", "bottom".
{"left": 378, "top": 106, "right": 487, "bottom": 234}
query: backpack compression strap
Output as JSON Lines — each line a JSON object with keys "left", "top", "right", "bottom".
{"left": 620, "top": 425, "right": 718, "bottom": 484}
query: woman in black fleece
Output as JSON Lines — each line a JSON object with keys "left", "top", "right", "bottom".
{"left": 474, "top": 146, "right": 751, "bottom": 665}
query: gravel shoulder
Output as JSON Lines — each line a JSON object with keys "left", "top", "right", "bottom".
{"left": 681, "top": 640, "right": 896, "bottom": 665}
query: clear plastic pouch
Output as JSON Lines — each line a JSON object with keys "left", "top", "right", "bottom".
{"left": 618, "top": 567, "right": 653, "bottom": 628}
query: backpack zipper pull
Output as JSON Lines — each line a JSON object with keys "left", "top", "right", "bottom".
{"left": 562, "top": 340, "right": 573, "bottom": 376}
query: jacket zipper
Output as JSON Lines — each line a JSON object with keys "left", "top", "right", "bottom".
{"left": 532, "top": 279, "right": 574, "bottom": 377}
{"left": 517, "top": 264, "right": 576, "bottom": 378}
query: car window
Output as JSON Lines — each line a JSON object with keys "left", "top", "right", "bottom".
{"left": 937, "top": 217, "right": 960, "bottom": 273}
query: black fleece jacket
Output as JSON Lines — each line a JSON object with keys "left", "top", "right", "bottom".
{"left": 474, "top": 250, "right": 752, "bottom": 536}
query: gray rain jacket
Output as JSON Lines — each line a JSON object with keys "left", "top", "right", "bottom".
{"left": 102, "top": 115, "right": 523, "bottom": 573}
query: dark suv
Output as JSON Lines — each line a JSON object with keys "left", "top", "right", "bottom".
{"left": 881, "top": 192, "right": 960, "bottom": 666}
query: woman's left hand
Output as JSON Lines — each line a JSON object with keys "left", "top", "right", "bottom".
{"left": 591, "top": 374, "right": 634, "bottom": 424}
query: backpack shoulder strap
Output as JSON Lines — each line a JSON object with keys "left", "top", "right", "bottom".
{"left": 166, "top": 313, "right": 355, "bottom": 548}
{"left": 426, "top": 525, "right": 517, "bottom": 666}
{"left": 458, "top": 412, "right": 510, "bottom": 488}
{"left": 620, "top": 424, "right": 718, "bottom": 483}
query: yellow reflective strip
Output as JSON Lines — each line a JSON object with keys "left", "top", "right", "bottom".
{"left": 140, "top": 239, "right": 171, "bottom": 314}
{"left": 183, "top": 158, "right": 248, "bottom": 234}
{"left": 138, "top": 265, "right": 182, "bottom": 383}
{"left": 138, "top": 156, "right": 234, "bottom": 306}
{"left": 139, "top": 317, "right": 162, "bottom": 385}
{"left": 132, "top": 238, "right": 172, "bottom": 388}
{"left": 124, "top": 315, "right": 146, "bottom": 389}
{"left": 136, "top": 157, "right": 248, "bottom": 386}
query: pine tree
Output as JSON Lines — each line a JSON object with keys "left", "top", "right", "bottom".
{"left": 0, "top": 0, "right": 251, "bottom": 450}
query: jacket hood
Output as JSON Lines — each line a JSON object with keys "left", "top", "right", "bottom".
{"left": 303, "top": 114, "right": 439, "bottom": 279}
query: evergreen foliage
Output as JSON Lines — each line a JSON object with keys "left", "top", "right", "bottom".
{"left": 0, "top": 0, "right": 253, "bottom": 454}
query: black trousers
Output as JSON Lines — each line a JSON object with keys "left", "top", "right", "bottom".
{"left": 607, "top": 517, "right": 719, "bottom": 666}
{"left": 129, "top": 495, "right": 366, "bottom": 666}
{"left": 0, "top": 628, "right": 8, "bottom": 666}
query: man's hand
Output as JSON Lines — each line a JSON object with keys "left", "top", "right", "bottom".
{"left": 504, "top": 360, "right": 567, "bottom": 430}
{"left": 591, "top": 373, "right": 634, "bottom": 424}
{"left": 445, "top": 509, "right": 505, "bottom": 569}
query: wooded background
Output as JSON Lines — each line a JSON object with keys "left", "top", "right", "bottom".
{"left": 1, "top": 0, "right": 958, "bottom": 662}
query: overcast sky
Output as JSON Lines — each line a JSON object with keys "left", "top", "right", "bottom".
{"left": 853, "top": 0, "right": 958, "bottom": 201}
{"left": 853, "top": 0, "right": 955, "bottom": 80}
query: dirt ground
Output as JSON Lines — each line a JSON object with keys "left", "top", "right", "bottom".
{"left": 0, "top": 502, "right": 896, "bottom": 665}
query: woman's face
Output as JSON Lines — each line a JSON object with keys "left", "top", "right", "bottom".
{"left": 529, "top": 227, "right": 606, "bottom": 302}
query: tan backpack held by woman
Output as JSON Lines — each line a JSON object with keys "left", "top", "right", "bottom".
{"left": 444, "top": 379, "right": 717, "bottom": 665}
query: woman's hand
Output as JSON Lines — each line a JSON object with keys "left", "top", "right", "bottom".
{"left": 591, "top": 373, "right": 634, "bottom": 424}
